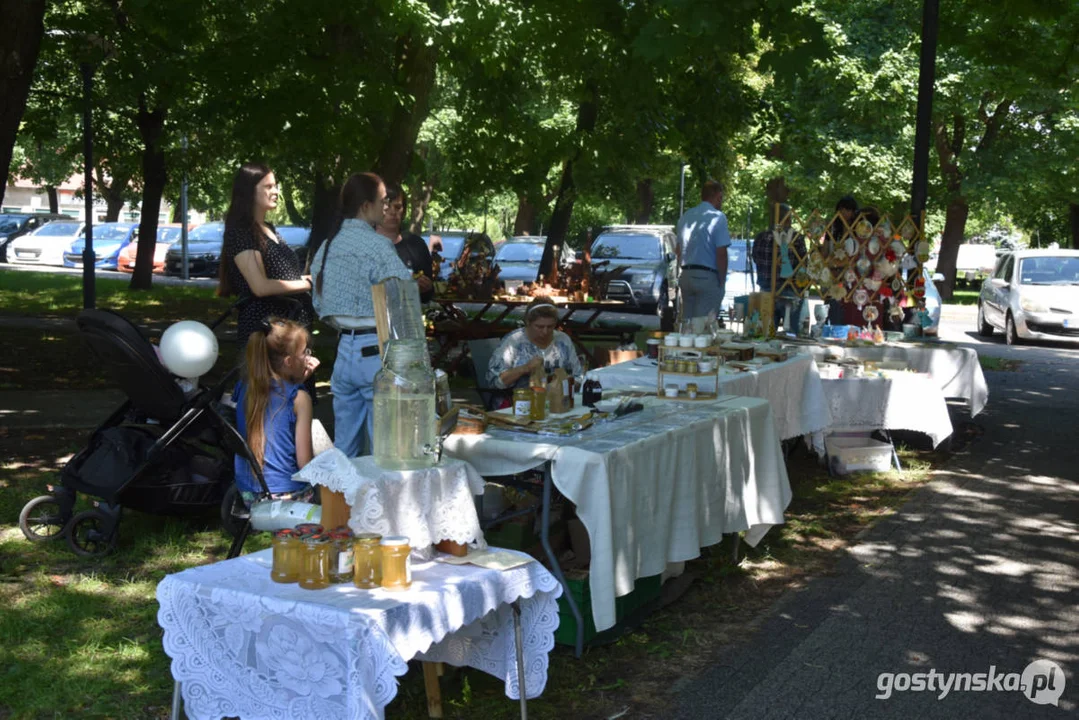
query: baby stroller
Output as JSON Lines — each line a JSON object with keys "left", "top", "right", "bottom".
{"left": 17, "top": 304, "right": 269, "bottom": 557}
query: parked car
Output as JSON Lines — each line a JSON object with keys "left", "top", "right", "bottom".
{"left": 7, "top": 220, "right": 85, "bottom": 267}
{"left": 117, "top": 224, "right": 197, "bottom": 274}
{"left": 63, "top": 222, "right": 139, "bottom": 270}
{"left": 164, "top": 222, "right": 225, "bottom": 277}
{"left": 276, "top": 225, "right": 311, "bottom": 266}
{"left": 493, "top": 236, "right": 545, "bottom": 288}
{"left": 977, "top": 249, "right": 1079, "bottom": 345}
{"left": 0, "top": 213, "right": 75, "bottom": 262}
{"left": 591, "top": 225, "right": 678, "bottom": 325}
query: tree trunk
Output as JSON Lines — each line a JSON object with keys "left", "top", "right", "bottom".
{"left": 0, "top": 0, "right": 46, "bottom": 207}
{"left": 934, "top": 197, "right": 969, "bottom": 301}
{"left": 170, "top": 198, "right": 183, "bottom": 223}
{"left": 130, "top": 100, "right": 167, "bottom": 291}
{"left": 539, "top": 81, "right": 599, "bottom": 281}
{"left": 46, "top": 186, "right": 59, "bottom": 213}
{"left": 765, "top": 176, "right": 790, "bottom": 226}
{"left": 1070, "top": 202, "right": 1079, "bottom": 250}
{"left": 408, "top": 181, "right": 433, "bottom": 233}
{"left": 513, "top": 194, "right": 540, "bottom": 236}
{"left": 634, "top": 179, "right": 654, "bottom": 224}
{"left": 283, "top": 189, "right": 308, "bottom": 227}
{"left": 96, "top": 166, "right": 131, "bottom": 222}
{"left": 374, "top": 30, "right": 439, "bottom": 187}
{"left": 307, "top": 173, "right": 340, "bottom": 259}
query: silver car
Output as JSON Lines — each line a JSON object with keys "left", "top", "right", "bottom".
{"left": 978, "top": 249, "right": 1079, "bottom": 345}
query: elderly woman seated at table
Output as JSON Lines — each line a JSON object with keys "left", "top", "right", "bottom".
{"left": 487, "top": 297, "right": 583, "bottom": 391}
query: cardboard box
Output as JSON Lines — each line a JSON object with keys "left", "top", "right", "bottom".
{"left": 594, "top": 347, "right": 643, "bottom": 367}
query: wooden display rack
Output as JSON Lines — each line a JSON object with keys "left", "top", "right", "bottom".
{"left": 656, "top": 344, "right": 722, "bottom": 400}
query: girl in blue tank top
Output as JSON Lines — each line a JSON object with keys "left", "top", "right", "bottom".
{"left": 233, "top": 317, "right": 320, "bottom": 504}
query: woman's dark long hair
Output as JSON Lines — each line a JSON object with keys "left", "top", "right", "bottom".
{"left": 218, "top": 162, "right": 272, "bottom": 297}
{"left": 315, "top": 172, "right": 383, "bottom": 295}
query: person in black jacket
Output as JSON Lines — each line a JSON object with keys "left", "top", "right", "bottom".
{"left": 376, "top": 184, "right": 435, "bottom": 303}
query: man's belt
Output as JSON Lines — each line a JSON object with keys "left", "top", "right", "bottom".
{"left": 681, "top": 264, "right": 716, "bottom": 273}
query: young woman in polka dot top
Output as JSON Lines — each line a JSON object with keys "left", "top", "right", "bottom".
{"left": 217, "top": 163, "right": 314, "bottom": 350}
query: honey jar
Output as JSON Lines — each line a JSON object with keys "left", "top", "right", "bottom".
{"left": 329, "top": 528, "right": 354, "bottom": 583}
{"left": 299, "top": 533, "right": 331, "bottom": 590}
{"left": 352, "top": 533, "right": 382, "bottom": 589}
{"left": 530, "top": 385, "right": 547, "bottom": 421}
{"left": 270, "top": 528, "right": 301, "bottom": 583}
{"left": 513, "top": 388, "right": 532, "bottom": 418}
{"left": 686, "top": 382, "right": 698, "bottom": 399}
{"left": 380, "top": 536, "right": 412, "bottom": 591}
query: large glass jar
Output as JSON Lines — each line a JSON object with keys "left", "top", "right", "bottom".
{"left": 271, "top": 529, "right": 301, "bottom": 583}
{"left": 380, "top": 536, "right": 412, "bottom": 591}
{"left": 373, "top": 339, "right": 438, "bottom": 470}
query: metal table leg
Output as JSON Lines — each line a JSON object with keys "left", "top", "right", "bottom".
{"left": 539, "top": 461, "right": 584, "bottom": 657}
{"left": 512, "top": 601, "right": 528, "bottom": 719}
{"left": 170, "top": 680, "right": 182, "bottom": 720}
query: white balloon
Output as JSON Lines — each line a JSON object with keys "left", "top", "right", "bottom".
{"left": 159, "top": 320, "right": 218, "bottom": 379}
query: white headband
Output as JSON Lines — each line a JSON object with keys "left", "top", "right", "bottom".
{"left": 527, "top": 302, "right": 557, "bottom": 319}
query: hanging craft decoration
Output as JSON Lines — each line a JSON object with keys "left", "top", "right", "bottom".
{"left": 856, "top": 255, "right": 872, "bottom": 276}
{"left": 855, "top": 219, "right": 873, "bottom": 239}
{"left": 863, "top": 304, "right": 880, "bottom": 323}
{"left": 853, "top": 287, "right": 869, "bottom": 309}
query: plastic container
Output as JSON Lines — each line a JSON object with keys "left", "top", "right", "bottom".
{"left": 664, "top": 385, "right": 679, "bottom": 398}
{"left": 694, "top": 334, "right": 710, "bottom": 348}
{"left": 270, "top": 529, "right": 301, "bottom": 583}
{"left": 645, "top": 338, "right": 661, "bottom": 358}
{"left": 826, "top": 435, "right": 894, "bottom": 475}
{"left": 678, "top": 334, "right": 694, "bottom": 348}
{"left": 249, "top": 500, "right": 322, "bottom": 532}
{"left": 353, "top": 533, "right": 382, "bottom": 589}
{"left": 663, "top": 333, "right": 680, "bottom": 347}
{"left": 380, "top": 536, "right": 412, "bottom": 591}
{"left": 373, "top": 339, "right": 437, "bottom": 470}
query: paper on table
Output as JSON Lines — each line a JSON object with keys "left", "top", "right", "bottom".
{"left": 437, "top": 548, "right": 535, "bottom": 571}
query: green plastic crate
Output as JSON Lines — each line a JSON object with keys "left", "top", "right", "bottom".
{"left": 554, "top": 572, "right": 663, "bottom": 647}
{"left": 483, "top": 519, "right": 536, "bottom": 552}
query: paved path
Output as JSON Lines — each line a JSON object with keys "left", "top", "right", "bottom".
{"left": 673, "top": 315, "right": 1079, "bottom": 718}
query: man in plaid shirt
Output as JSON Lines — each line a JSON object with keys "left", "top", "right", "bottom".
{"left": 752, "top": 203, "right": 807, "bottom": 331}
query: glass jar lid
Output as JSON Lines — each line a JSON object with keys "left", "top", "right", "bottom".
{"left": 355, "top": 533, "right": 382, "bottom": 544}
{"left": 380, "top": 535, "right": 410, "bottom": 547}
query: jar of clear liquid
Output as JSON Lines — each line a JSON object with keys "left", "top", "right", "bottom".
{"left": 373, "top": 339, "right": 438, "bottom": 470}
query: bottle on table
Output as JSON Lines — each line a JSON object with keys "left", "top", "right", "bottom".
{"left": 582, "top": 372, "right": 603, "bottom": 407}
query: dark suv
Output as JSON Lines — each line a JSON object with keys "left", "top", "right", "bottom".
{"left": 591, "top": 225, "right": 678, "bottom": 326}
{"left": 0, "top": 213, "right": 76, "bottom": 263}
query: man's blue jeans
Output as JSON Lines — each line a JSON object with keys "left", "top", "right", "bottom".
{"left": 331, "top": 333, "right": 382, "bottom": 457}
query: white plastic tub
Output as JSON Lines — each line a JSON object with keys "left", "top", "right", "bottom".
{"left": 826, "top": 434, "right": 894, "bottom": 475}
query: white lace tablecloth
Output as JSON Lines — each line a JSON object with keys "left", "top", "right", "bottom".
{"left": 821, "top": 374, "right": 954, "bottom": 447}
{"left": 296, "top": 452, "right": 486, "bottom": 559}
{"left": 806, "top": 343, "right": 988, "bottom": 416}
{"left": 591, "top": 353, "right": 833, "bottom": 453}
{"left": 157, "top": 548, "right": 562, "bottom": 720}
{"left": 444, "top": 395, "right": 791, "bottom": 632}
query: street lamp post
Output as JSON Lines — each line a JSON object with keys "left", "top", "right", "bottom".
{"left": 679, "top": 163, "right": 688, "bottom": 217}
{"left": 180, "top": 136, "right": 189, "bottom": 280}
{"left": 80, "top": 60, "right": 95, "bottom": 310}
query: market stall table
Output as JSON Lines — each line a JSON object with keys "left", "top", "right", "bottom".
{"left": 429, "top": 297, "right": 631, "bottom": 369}
{"left": 806, "top": 342, "right": 988, "bottom": 416}
{"left": 820, "top": 372, "right": 954, "bottom": 449}
{"left": 157, "top": 548, "right": 561, "bottom": 720}
{"left": 591, "top": 352, "right": 833, "bottom": 454}
{"left": 443, "top": 395, "right": 792, "bottom": 656}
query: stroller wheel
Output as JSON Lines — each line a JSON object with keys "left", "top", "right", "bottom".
{"left": 66, "top": 509, "right": 118, "bottom": 557}
{"left": 19, "top": 495, "right": 69, "bottom": 542}
{"left": 220, "top": 485, "right": 249, "bottom": 538}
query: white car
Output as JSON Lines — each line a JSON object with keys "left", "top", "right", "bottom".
{"left": 978, "top": 249, "right": 1079, "bottom": 345}
{"left": 7, "top": 221, "right": 85, "bottom": 266}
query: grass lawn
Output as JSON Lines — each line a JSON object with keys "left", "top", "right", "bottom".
{"left": 949, "top": 288, "right": 980, "bottom": 306}
{"left": 0, "top": 269, "right": 226, "bottom": 323}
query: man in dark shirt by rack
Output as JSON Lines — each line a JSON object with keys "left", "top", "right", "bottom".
{"left": 376, "top": 184, "right": 435, "bottom": 302}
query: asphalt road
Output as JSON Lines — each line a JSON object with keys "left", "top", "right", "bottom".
{"left": 673, "top": 308, "right": 1079, "bottom": 719}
